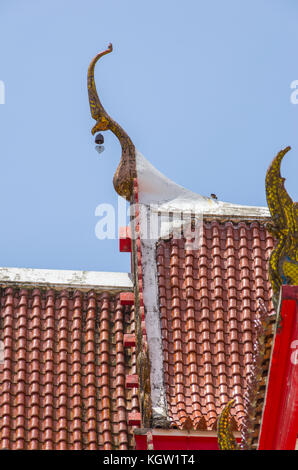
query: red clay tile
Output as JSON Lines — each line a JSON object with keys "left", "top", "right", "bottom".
{"left": 0, "top": 288, "right": 137, "bottom": 450}
{"left": 156, "top": 221, "right": 274, "bottom": 431}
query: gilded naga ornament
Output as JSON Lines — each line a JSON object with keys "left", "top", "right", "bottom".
{"left": 87, "top": 44, "right": 136, "bottom": 200}
{"left": 217, "top": 400, "right": 238, "bottom": 450}
{"left": 265, "top": 146, "right": 298, "bottom": 310}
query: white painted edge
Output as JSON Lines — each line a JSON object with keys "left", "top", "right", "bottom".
{"left": 134, "top": 428, "right": 241, "bottom": 438}
{"left": 135, "top": 150, "right": 271, "bottom": 220}
{"left": 139, "top": 207, "right": 169, "bottom": 425}
{"left": 151, "top": 429, "right": 241, "bottom": 438}
{"left": 0, "top": 267, "right": 133, "bottom": 292}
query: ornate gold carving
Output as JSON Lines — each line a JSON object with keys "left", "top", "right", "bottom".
{"left": 87, "top": 44, "right": 136, "bottom": 200}
{"left": 217, "top": 400, "right": 239, "bottom": 450}
{"left": 265, "top": 147, "right": 298, "bottom": 309}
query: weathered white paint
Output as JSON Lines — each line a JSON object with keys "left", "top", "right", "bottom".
{"left": 0, "top": 266, "right": 133, "bottom": 292}
{"left": 136, "top": 151, "right": 270, "bottom": 219}
{"left": 140, "top": 235, "right": 169, "bottom": 425}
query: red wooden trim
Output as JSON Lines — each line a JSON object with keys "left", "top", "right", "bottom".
{"left": 135, "top": 433, "right": 241, "bottom": 450}
{"left": 128, "top": 412, "right": 141, "bottom": 426}
{"left": 282, "top": 284, "right": 298, "bottom": 301}
{"left": 152, "top": 435, "right": 219, "bottom": 450}
{"left": 119, "top": 226, "right": 131, "bottom": 253}
{"left": 134, "top": 434, "right": 147, "bottom": 450}
{"left": 125, "top": 374, "right": 139, "bottom": 389}
{"left": 258, "top": 288, "right": 298, "bottom": 450}
{"left": 123, "top": 333, "right": 136, "bottom": 348}
{"left": 120, "top": 292, "right": 134, "bottom": 306}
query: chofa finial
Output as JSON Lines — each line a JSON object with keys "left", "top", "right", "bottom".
{"left": 87, "top": 44, "right": 136, "bottom": 200}
{"left": 265, "top": 146, "right": 298, "bottom": 311}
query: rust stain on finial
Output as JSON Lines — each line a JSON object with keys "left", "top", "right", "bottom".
{"left": 87, "top": 43, "right": 136, "bottom": 200}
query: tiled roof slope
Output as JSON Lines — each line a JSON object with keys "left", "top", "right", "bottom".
{"left": 0, "top": 287, "right": 137, "bottom": 450}
{"left": 156, "top": 220, "right": 275, "bottom": 431}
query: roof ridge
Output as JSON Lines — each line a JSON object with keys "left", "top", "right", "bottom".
{"left": 0, "top": 267, "right": 133, "bottom": 292}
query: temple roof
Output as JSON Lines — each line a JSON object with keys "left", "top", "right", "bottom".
{"left": 156, "top": 222, "right": 274, "bottom": 432}
{"left": 0, "top": 269, "right": 137, "bottom": 450}
{"left": 132, "top": 152, "right": 275, "bottom": 442}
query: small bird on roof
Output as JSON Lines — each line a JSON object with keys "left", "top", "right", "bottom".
{"left": 210, "top": 193, "right": 218, "bottom": 200}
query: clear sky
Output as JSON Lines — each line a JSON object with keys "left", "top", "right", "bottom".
{"left": 0, "top": 0, "right": 297, "bottom": 273}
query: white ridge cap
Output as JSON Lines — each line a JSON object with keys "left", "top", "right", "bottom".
{"left": 136, "top": 150, "right": 270, "bottom": 219}
{"left": 0, "top": 267, "right": 133, "bottom": 292}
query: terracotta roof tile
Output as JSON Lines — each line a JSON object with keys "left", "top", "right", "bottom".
{"left": 156, "top": 220, "right": 275, "bottom": 431}
{"left": 0, "top": 287, "right": 137, "bottom": 450}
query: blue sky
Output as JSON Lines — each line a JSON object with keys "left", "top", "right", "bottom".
{"left": 0, "top": 0, "right": 297, "bottom": 273}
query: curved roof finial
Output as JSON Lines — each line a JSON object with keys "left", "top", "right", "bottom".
{"left": 87, "top": 42, "right": 113, "bottom": 133}
{"left": 265, "top": 146, "right": 298, "bottom": 310}
{"left": 87, "top": 44, "right": 136, "bottom": 200}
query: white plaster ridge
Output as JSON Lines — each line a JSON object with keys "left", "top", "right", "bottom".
{"left": 136, "top": 151, "right": 270, "bottom": 219}
{"left": 141, "top": 237, "right": 169, "bottom": 425}
{"left": 0, "top": 267, "right": 133, "bottom": 292}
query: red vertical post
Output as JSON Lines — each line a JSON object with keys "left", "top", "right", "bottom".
{"left": 258, "top": 286, "right": 298, "bottom": 450}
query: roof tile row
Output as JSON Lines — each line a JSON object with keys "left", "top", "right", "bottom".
{"left": 0, "top": 287, "right": 136, "bottom": 450}
{"left": 156, "top": 220, "right": 275, "bottom": 431}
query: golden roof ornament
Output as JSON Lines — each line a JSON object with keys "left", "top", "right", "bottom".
{"left": 217, "top": 146, "right": 298, "bottom": 451}
{"left": 265, "top": 146, "right": 298, "bottom": 311}
{"left": 217, "top": 400, "right": 239, "bottom": 450}
{"left": 87, "top": 43, "right": 136, "bottom": 200}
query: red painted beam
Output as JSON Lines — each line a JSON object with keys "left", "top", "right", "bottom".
{"left": 123, "top": 333, "right": 136, "bottom": 348}
{"left": 128, "top": 412, "right": 141, "bottom": 427}
{"left": 125, "top": 374, "right": 139, "bottom": 389}
{"left": 120, "top": 292, "right": 134, "bottom": 306}
{"left": 135, "top": 434, "right": 147, "bottom": 450}
{"left": 282, "top": 285, "right": 298, "bottom": 301}
{"left": 119, "top": 226, "right": 131, "bottom": 253}
{"left": 258, "top": 286, "right": 298, "bottom": 450}
{"left": 135, "top": 433, "right": 241, "bottom": 450}
{"left": 152, "top": 435, "right": 219, "bottom": 450}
